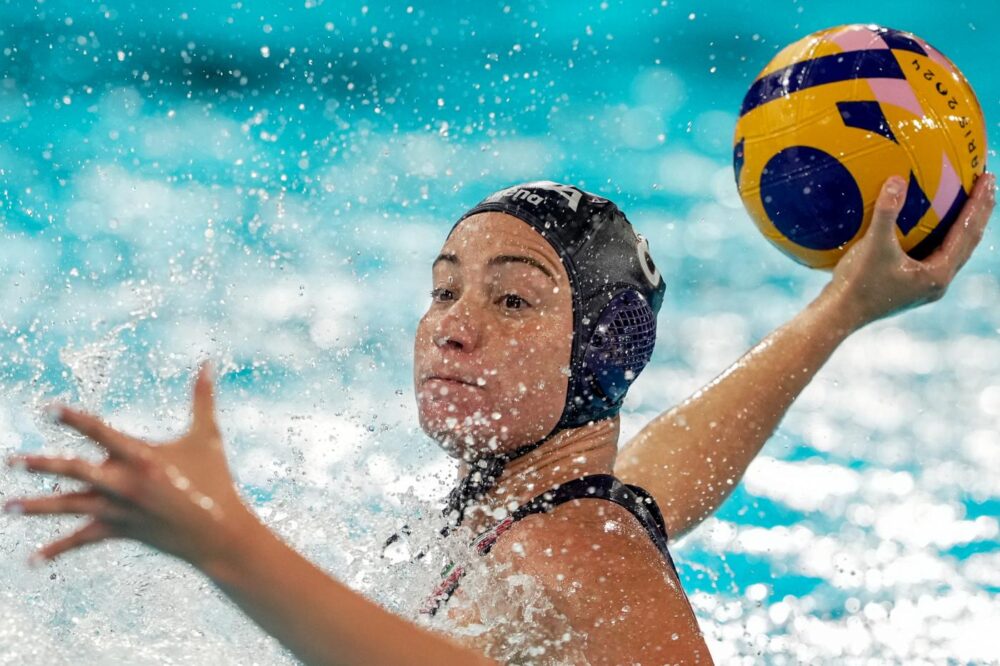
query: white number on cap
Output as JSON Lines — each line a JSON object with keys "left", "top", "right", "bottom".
{"left": 635, "top": 234, "right": 661, "bottom": 287}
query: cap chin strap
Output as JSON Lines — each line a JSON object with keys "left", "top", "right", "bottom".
{"left": 443, "top": 369, "right": 624, "bottom": 526}
{"left": 444, "top": 430, "right": 559, "bottom": 526}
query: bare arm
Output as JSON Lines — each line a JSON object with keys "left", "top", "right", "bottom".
{"left": 203, "top": 510, "right": 496, "bottom": 666}
{"left": 5, "top": 364, "right": 495, "bottom": 666}
{"left": 615, "top": 284, "right": 857, "bottom": 540}
{"left": 615, "top": 173, "right": 995, "bottom": 540}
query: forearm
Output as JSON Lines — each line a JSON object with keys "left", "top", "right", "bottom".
{"left": 616, "top": 284, "right": 865, "bottom": 539}
{"left": 200, "top": 509, "right": 495, "bottom": 666}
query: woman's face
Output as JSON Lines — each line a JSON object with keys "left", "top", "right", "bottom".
{"left": 413, "top": 211, "right": 574, "bottom": 460}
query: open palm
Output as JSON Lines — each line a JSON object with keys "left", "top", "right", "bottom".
{"left": 4, "top": 362, "right": 249, "bottom": 569}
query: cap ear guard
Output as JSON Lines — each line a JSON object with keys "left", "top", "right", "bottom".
{"left": 587, "top": 289, "right": 658, "bottom": 404}
{"left": 556, "top": 287, "right": 658, "bottom": 429}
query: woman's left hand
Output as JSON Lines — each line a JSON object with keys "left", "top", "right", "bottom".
{"left": 4, "top": 361, "right": 252, "bottom": 570}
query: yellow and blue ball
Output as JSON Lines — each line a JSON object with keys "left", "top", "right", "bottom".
{"left": 733, "top": 24, "right": 987, "bottom": 270}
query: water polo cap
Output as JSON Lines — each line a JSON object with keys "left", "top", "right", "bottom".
{"left": 442, "top": 181, "right": 667, "bottom": 523}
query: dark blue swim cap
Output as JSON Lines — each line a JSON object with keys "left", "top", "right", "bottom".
{"left": 447, "top": 180, "right": 666, "bottom": 435}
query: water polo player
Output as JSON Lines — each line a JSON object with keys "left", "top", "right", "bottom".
{"left": 4, "top": 173, "right": 994, "bottom": 665}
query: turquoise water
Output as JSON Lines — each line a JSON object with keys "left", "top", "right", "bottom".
{"left": 0, "top": 1, "right": 997, "bottom": 663}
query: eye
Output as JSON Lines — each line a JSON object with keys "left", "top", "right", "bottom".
{"left": 498, "top": 293, "right": 531, "bottom": 311}
{"left": 430, "top": 288, "right": 455, "bottom": 302}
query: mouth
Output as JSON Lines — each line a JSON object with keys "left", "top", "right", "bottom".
{"left": 423, "top": 375, "right": 482, "bottom": 388}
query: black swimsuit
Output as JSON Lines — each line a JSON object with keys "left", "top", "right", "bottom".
{"left": 420, "top": 473, "right": 680, "bottom": 616}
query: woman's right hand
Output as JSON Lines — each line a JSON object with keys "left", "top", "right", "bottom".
{"left": 825, "top": 171, "right": 996, "bottom": 330}
{"left": 4, "top": 361, "right": 254, "bottom": 572}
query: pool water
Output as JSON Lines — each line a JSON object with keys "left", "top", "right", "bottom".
{"left": 0, "top": 1, "right": 997, "bottom": 663}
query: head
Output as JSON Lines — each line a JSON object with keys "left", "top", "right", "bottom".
{"left": 413, "top": 181, "right": 666, "bottom": 463}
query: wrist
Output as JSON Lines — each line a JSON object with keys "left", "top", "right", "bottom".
{"left": 813, "top": 282, "right": 869, "bottom": 338}
{"left": 197, "top": 503, "right": 271, "bottom": 586}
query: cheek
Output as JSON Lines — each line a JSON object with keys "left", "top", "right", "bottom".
{"left": 413, "top": 313, "right": 436, "bottom": 358}
{"left": 491, "top": 325, "right": 571, "bottom": 404}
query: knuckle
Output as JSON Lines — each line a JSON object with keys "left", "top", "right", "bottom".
{"left": 117, "top": 473, "right": 145, "bottom": 504}
{"left": 122, "top": 435, "right": 145, "bottom": 456}
{"left": 79, "top": 414, "right": 102, "bottom": 437}
{"left": 919, "top": 270, "right": 950, "bottom": 300}
{"left": 67, "top": 458, "right": 88, "bottom": 478}
{"left": 145, "top": 458, "right": 170, "bottom": 484}
{"left": 927, "top": 280, "right": 948, "bottom": 300}
{"left": 36, "top": 456, "right": 58, "bottom": 473}
{"left": 71, "top": 496, "right": 96, "bottom": 516}
{"left": 64, "top": 495, "right": 87, "bottom": 514}
{"left": 94, "top": 497, "right": 125, "bottom": 522}
{"left": 91, "top": 464, "right": 109, "bottom": 485}
{"left": 126, "top": 481, "right": 146, "bottom": 505}
{"left": 91, "top": 495, "right": 111, "bottom": 514}
{"left": 133, "top": 454, "right": 156, "bottom": 477}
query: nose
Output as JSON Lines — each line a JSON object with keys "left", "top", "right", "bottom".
{"left": 433, "top": 297, "right": 482, "bottom": 352}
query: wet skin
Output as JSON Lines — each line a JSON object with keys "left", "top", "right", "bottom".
{"left": 411, "top": 210, "right": 713, "bottom": 663}
{"left": 4, "top": 174, "right": 993, "bottom": 665}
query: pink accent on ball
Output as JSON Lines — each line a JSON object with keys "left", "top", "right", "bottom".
{"left": 931, "top": 152, "right": 962, "bottom": 220}
{"left": 867, "top": 78, "right": 925, "bottom": 118}
{"left": 921, "top": 42, "right": 958, "bottom": 77}
{"left": 831, "top": 26, "right": 889, "bottom": 52}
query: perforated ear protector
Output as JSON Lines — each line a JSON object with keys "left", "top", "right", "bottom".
{"left": 578, "top": 287, "right": 658, "bottom": 410}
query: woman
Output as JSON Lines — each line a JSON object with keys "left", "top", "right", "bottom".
{"left": 4, "top": 173, "right": 994, "bottom": 665}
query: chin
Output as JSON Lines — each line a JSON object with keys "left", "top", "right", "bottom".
{"left": 416, "top": 405, "right": 510, "bottom": 460}
{"left": 419, "top": 413, "right": 490, "bottom": 452}
{"left": 414, "top": 384, "right": 561, "bottom": 459}
{"left": 417, "top": 407, "right": 559, "bottom": 465}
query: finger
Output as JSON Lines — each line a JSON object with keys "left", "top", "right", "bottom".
{"left": 33, "top": 520, "right": 114, "bottom": 565}
{"left": 53, "top": 406, "right": 143, "bottom": 460}
{"left": 7, "top": 454, "right": 132, "bottom": 499}
{"left": 922, "top": 172, "right": 996, "bottom": 275}
{"left": 5, "top": 489, "right": 132, "bottom": 523}
{"left": 191, "top": 360, "right": 220, "bottom": 438}
{"left": 867, "top": 175, "right": 908, "bottom": 247}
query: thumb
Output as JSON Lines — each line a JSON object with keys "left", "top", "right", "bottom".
{"left": 191, "top": 360, "right": 219, "bottom": 437}
{"left": 867, "top": 174, "right": 907, "bottom": 248}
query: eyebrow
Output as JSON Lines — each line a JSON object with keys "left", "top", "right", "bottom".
{"left": 432, "top": 252, "right": 558, "bottom": 285}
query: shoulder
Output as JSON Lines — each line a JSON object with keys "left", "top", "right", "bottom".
{"left": 490, "top": 496, "right": 673, "bottom": 591}
{"left": 488, "top": 496, "right": 712, "bottom": 663}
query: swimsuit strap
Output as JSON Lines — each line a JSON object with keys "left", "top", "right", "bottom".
{"left": 479, "top": 473, "right": 679, "bottom": 577}
{"left": 444, "top": 436, "right": 550, "bottom": 525}
{"left": 420, "top": 474, "right": 679, "bottom": 616}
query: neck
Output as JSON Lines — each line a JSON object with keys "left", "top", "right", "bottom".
{"left": 456, "top": 416, "right": 620, "bottom": 533}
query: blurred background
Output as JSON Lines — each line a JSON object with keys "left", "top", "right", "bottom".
{"left": 0, "top": 1, "right": 997, "bottom": 663}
